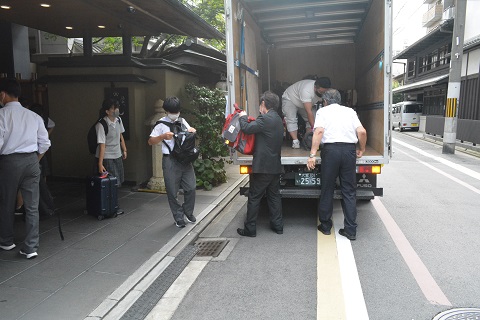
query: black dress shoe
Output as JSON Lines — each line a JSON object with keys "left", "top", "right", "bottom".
{"left": 270, "top": 227, "right": 283, "bottom": 234}
{"left": 317, "top": 225, "right": 331, "bottom": 235}
{"left": 237, "top": 228, "right": 256, "bottom": 237}
{"left": 339, "top": 228, "right": 356, "bottom": 240}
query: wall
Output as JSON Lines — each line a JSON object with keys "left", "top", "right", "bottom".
{"left": 48, "top": 65, "right": 198, "bottom": 185}
{"left": 465, "top": 0, "right": 480, "bottom": 41}
{"left": 273, "top": 44, "right": 355, "bottom": 91}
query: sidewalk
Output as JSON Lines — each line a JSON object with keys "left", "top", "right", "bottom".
{"left": 0, "top": 163, "right": 246, "bottom": 320}
{"left": 398, "top": 130, "right": 480, "bottom": 158}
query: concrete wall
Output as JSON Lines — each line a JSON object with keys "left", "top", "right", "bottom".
{"left": 48, "top": 65, "right": 198, "bottom": 185}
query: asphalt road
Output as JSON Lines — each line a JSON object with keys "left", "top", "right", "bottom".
{"left": 148, "top": 130, "right": 480, "bottom": 320}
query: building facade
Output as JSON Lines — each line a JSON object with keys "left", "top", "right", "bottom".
{"left": 393, "top": 0, "right": 480, "bottom": 144}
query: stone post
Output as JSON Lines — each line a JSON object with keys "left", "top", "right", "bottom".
{"left": 145, "top": 99, "right": 166, "bottom": 192}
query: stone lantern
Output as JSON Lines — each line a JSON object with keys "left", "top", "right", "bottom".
{"left": 145, "top": 99, "right": 166, "bottom": 192}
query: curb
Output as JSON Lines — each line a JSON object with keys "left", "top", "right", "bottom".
{"left": 85, "top": 174, "right": 249, "bottom": 320}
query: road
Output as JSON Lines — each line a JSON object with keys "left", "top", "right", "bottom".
{"left": 146, "top": 131, "right": 480, "bottom": 320}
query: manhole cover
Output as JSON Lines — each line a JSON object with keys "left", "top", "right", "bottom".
{"left": 433, "top": 308, "right": 480, "bottom": 320}
{"left": 195, "top": 239, "right": 229, "bottom": 257}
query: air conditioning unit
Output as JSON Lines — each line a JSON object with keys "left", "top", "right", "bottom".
{"left": 443, "top": 6, "right": 455, "bottom": 21}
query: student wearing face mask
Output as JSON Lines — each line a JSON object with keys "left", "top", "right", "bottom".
{"left": 148, "top": 96, "right": 197, "bottom": 228}
{"left": 94, "top": 98, "right": 127, "bottom": 214}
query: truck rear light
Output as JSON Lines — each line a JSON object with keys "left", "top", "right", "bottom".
{"left": 240, "top": 165, "right": 252, "bottom": 174}
{"left": 356, "top": 165, "right": 381, "bottom": 174}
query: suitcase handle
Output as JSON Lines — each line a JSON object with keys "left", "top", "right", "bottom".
{"left": 99, "top": 171, "right": 109, "bottom": 179}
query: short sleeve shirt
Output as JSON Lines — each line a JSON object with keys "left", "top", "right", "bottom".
{"left": 314, "top": 103, "right": 362, "bottom": 144}
{"left": 149, "top": 116, "right": 191, "bottom": 154}
{"left": 95, "top": 116, "right": 125, "bottom": 159}
{"left": 282, "top": 80, "right": 321, "bottom": 107}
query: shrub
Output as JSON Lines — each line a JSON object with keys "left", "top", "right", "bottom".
{"left": 185, "top": 83, "right": 230, "bottom": 190}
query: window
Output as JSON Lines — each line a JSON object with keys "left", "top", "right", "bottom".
{"left": 439, "top": 44, "right": 451, "bottom": 66}
{"left": 407, "top": 60, "right": 415, "bottom": 78}
{"left": 404, "top": 104, "right": 423, "bottom": 113}
{"left": 418, "top": 45, "right": 450, "bottom": 74}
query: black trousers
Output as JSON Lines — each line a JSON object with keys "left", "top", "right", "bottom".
{"left": 317, "top": 143, "right": 358, "bottom": 235}
{"left": 244, "top": 173, "right": 283, "bottom": 234}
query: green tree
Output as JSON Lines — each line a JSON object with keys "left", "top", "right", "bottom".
{"left": 392, "top": 80, "right": 404, "bottom": 104}
{"left": 137, "top": 0, "right": 225, "bottom": 57}
{"left": 89, "top": 0, "right": 225, "bottom": 55}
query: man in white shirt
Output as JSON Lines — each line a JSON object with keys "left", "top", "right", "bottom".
{"left": 306, "top": 89, "right": 367, "bottom": 240}
{"left": 282, "top": 77, "right": 331, "bottom": 148}
{"left": 0, "top": 78, "right": 51, "bottom": 259}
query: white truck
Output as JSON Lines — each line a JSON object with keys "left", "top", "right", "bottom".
{"left": 224, "top": 0, "right": 392, "bottom": 199}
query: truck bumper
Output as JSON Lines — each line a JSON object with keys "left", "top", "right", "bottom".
{"left": 239, "top": 186, "right": 383, "bottom": 200}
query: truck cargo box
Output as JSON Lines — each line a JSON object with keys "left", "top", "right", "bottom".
{"left": 224, "top": 0, "right": 392, "bottom": 199}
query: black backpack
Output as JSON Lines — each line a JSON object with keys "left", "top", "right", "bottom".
{"left": 87, "top": 118, "right": 108, "bottom": 154}
{"left": 87, "top": 118, "right": 122, "bottom": 154}
{"left": 155, "top": 118, "right": 199, "bottom": 165}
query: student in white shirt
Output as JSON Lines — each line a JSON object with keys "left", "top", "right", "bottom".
{"left": 94, "top": 99, "right": 127, "bottom": 215}
{"left": 148, "top": 97, "right": 197, "bottom": 228}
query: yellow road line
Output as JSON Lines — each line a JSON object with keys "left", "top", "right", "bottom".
{"left": 317, "top": 228, "right": 346, "bottom": 320}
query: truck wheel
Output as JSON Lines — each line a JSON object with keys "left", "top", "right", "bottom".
{"left": 399, "top": 126, "right": 404, "bottom": 132}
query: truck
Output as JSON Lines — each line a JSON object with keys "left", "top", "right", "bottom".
{"left": 224, "top": 0, "right": 392, "bottom": 199}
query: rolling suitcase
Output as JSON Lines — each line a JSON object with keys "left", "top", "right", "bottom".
{"left": 86, "top": 174, "right": 119, "bottom": 220}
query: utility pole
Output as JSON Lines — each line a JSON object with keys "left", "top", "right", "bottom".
{"left": 442, "top": 0, "right": 467, "bottom": 154}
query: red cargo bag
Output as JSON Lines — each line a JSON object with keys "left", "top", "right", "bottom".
{"left": 222, "top": 104, "right": 255, "bottom": 155}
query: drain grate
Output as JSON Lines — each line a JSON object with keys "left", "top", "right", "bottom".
{"left": 195, "top": 239, "right": 229, "bottom": 257}
{"left": 433, "top": 308, "right": 480, "bottom": 320}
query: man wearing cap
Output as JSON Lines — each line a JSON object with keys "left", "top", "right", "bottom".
{"left": 282, "top": 77, "right": 331, "bottom": 149}
{"left": 0, "top": 78, "right": 50, "bottom": 259}
{"left": 306, "top": 88, "right": 366, "bottom": 241}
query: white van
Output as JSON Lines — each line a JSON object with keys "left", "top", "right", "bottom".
{"left": 392, "top": 101, "right": 423, "bottom": 132}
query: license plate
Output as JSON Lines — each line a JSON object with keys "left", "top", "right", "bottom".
{"left": 411, "top": 123, "right": 418, "bottom": 126}
{"left": 295, "top": 173, "right": 321, "bottom": 186}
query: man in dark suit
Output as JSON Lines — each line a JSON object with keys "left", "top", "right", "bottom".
{"left": 237, "top": 91, "right": 284, "bottom": 237}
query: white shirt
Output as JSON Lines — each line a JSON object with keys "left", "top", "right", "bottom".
{"left": 282, "top": 80, "right": 321, "bottom": 107}
{"left": 314, "top": 103, "right": 362, "bottom": 144}
{"left": 0, "top": 101, "right": 51, "bottom": 155}
{"left": 149, "top": 116, "right": 191, "bottom": 154}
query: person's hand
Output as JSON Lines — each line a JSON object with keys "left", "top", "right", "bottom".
{"left": 239, "top": 111, "right": 247, "bottom": 117}
{"left": 123, "top": 150, "right": 127, "bottom": 160}
{"left": 98, "top": 164, "right": 106, "bottom": 174}
{"left": 306, "top": 157, "right": 316, "bottom": 170}
{"left": 356, "top": 149, "right": 364, "bottom": 158}
{"left": 188, "top": 127, "right": 196, "bottom": 133}
{"left": 164, "top": 132, "right": 174, "bottom": 140}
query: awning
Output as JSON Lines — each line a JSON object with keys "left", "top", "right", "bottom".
{"left": 393, "top": 74, "right": 449, "bottom": 93}
{"left": 0, "top": 0, "right": 224, "bottom": 39}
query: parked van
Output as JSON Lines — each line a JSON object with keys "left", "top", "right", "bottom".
{"left": 392, "top": 101, "right": 423, "bottom": 131}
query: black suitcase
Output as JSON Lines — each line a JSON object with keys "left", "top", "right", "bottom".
{"left": 86, "top": 175, "right": 119, "bottom": 220}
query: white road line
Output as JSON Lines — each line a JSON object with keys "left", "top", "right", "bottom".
{"left": 393, "top": 138, "right": 480, "bottom": 181}
{"left": 333, "top": 213, "right": 369, "bottom": 320}
{"left": 395, "top": 147, "right": 480, "bottom": 195}
{"left": 144, "top": 260, "right": 209, "bottom": 320}
{"left": 371, "top": 198, "right": 452, "bottom": 306}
